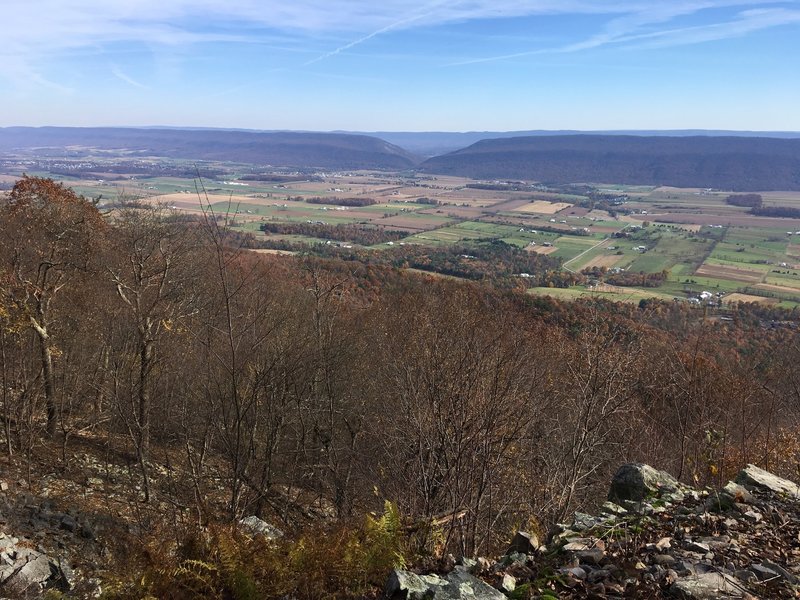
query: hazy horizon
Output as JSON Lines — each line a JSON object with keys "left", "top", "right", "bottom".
{"left": 2, "top": 1, "right": 799, "bottom": 131}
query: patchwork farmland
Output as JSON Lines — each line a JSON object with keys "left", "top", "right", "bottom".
{"left": 5, "top": 155, "right": 800, "bottom": 308}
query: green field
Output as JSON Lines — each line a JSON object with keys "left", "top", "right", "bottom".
{"left": 16, "top": 162, "right": 800, "bottom": 307}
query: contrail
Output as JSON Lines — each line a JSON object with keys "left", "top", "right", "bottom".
{"left": 304, "top": 0, "right": 451, "bottom": 66}
{"left": 111, "top": 64, "right": 148, "bottom": 89}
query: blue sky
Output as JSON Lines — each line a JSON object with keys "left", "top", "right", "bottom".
{"left": 1, "top": 0, "right": 799, "bottom": 131}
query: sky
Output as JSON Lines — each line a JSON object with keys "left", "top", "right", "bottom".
{"left": 1, "top": 0, "right": 799, "bottom": 132}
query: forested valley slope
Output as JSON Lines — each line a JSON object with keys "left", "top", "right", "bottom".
{"left": 1, "top": 177, "right": 800, "bottom": 598}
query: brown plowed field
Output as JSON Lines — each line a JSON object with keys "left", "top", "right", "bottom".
{"left": 755, "top": 283, "right": 800, "bottom": 294}
{"left": 491, "top": 198, "right": 537, "bottom": 212}
{"left": 528, "top": 246, "right": 558, "bottom": 255}
{"left": 436, "top": 206, "right": 485, "bottom": 219}
{"left": 565, "top": 207, "right": 591, "bottom": 217}
{"left": 655, "top": 213, "right": 800, "bottom": 229}
{"left": 695, "top": 264, "right": 764, "bottom": 283}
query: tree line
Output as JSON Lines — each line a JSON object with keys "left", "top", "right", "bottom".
{"left": 306, "top": 196, "right": 378, "bottom": 207}
{"left": 259, "top": 221, "right": 410, "bottom": 246}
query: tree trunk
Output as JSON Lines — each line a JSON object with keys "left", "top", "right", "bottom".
{"left": 138, "top": 338, "right": 153, "bottom": 462}
{"left": 40, "top": 336, "right": 57, "bottom": 437}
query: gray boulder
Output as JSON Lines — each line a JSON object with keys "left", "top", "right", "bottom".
{"left": 385, "top": 569, "right": 505, "bottom": 599}
{"left": 669, "top": 572, "right": 745, "bottom": 599}
{"left": 735, "top": 464, "right": 800, "bottom": 498}
{"left": 238, "top": 516, "right": 284, "bottom": 540}
{"left": 609, "top": 463, "right": 680, "bottom": 503}
{"left": 386, "top": 569, "right": 442, "bottom": 599}
{"left": 710, "top": 481, "right": 755, "bottom": 511}
{"left": 439, "top": 570, "right": 506, "bottom": 599}
{"left": 760, "top": 560, "right": 798, "bottom": 584}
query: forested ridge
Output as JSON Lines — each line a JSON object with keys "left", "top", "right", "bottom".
{"left": 2, "top": 177, "right": 800, "bottom": 598}
{"left": 0, "top": 127, "right": 419, "bottom": 170}
{"left": 420, "top": 135, "right": 800, "bottom": 190}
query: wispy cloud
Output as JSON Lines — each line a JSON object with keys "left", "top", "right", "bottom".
{"left": 0, "top": 0, "right": 795, "bottom": 81}
{"left": 1, "top": 1, "right": 780, "bottom": 54}
{"left": 447, "top": 1, "right": 797, "bottom": 65}
{"left": 620, "top": 7, "right": 800, "bottom": 49}
{"left": 111, "top": 65, "right": 148, "bottom": 89}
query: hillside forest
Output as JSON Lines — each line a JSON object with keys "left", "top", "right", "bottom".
{"left": 2, "top": 177, "right": 800, "bottom": 598}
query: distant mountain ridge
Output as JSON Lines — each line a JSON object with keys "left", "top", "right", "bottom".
{"left": 4, "top": 127, "right": 800, "bottom": 189}
{"left": 0, "top": 127, "right": 418, "bottom": 171}
{"left": 419, "top": 134, "right": 800, "bottom": 191}
{"left": 362, "top": 129, "right": 800, "bottom": 157}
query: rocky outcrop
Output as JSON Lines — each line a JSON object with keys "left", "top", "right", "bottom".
{"left": 0, "top": 470, "right": 108, "bottom": 598}
{"left": 0, "top": 532, "right": 73, "bottom": 597}
{"left": 608, "top": 463, "right": 682, "bottom": 503}
{"left": 386, "top": 567, "right": 506, "bottom": 599}
{"left": 386, "top": 463, "right": 800, "bottom": 599}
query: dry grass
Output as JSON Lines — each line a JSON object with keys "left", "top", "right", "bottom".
{"left": 514, "top": 201, "right": 573, "bottom": 214}
{"left": 759, "top": 191, "right": 800, "bottom": 207}
{"left": 673, "top": 223, "right": 703, "bottom": 232}
{"left": 249, "top": 249, "right": 297, "bottom": 256}
{"left": 593, "top": 283, "right": 632, "bottom": 294}
{"left": 723, "top": 293, "right": 779, "bottom": 305}
{"left": 582, "top": 254, "right": 624, "bottom": 269}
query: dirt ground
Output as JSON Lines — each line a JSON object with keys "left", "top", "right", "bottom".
{"left": 528, "top": 245, "right": 558, "bottom": 255}
{"left": 695, "top": 264, "right": 764, "bottom": 283}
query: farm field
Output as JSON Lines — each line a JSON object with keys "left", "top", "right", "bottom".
{"left": 527, "top": 284, "right": 675, "bottom": 304}
{"left": 6, "top": 156, "right": 800, "bottom": 308}
{"left": 722, "top": 293, "right": 779, "bottom": 306}
{"left": 515, "top": 201, "right": 573, "bottom": 214}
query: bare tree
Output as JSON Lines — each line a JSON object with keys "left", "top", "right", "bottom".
{"left": 0, "top": 177, "right": 106, "bottom": 436}
{"left": 539, "top": 314, "right": 642, "bottom": 522}
{"left": 109, "top": 204, "right": 199, "bottom": 500}
{"left": 373, "top": 284, "right": 538, "bottom": 556}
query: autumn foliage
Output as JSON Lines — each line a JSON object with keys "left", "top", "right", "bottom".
{"left": 3, "top": 177, "right": 800, "bottom": 597}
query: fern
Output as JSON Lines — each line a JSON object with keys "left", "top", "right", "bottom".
{"left": 170, "top": 559, "right": 222, "bottom": 599}
{"left": 364, "top": 500, "right": 407, "bottom": 571}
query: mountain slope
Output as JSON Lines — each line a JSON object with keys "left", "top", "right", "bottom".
{"left": 365, "top": 129, "right": 800, "bottom": 157}
{"left": 420, "top": 135, "right": 800, "bottom": 190}
{"left": 0, "top": 127, "right": 419, "bottom": 170}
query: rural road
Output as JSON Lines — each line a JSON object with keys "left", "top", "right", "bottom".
{"left": 562, "top": 222, "right": 630, "bottom": 273}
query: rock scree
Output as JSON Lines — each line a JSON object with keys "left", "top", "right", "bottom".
{"left": 385, "top": 462, "right": 800, "bottom": 599}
